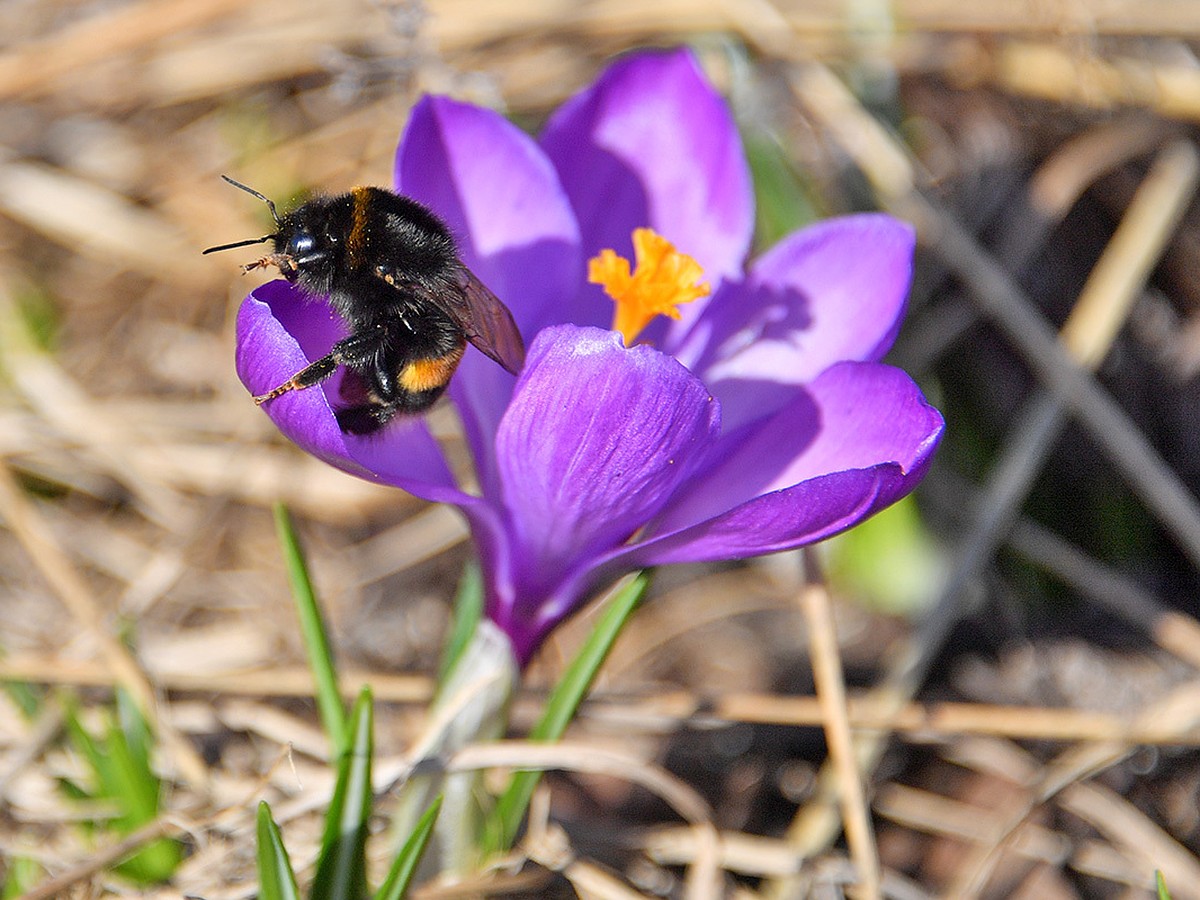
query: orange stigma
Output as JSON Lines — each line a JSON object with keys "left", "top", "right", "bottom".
{"left": 588, "top": 228, "right": 710, "bottom": 345}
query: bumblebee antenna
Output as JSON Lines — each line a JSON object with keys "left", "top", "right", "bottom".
{"left": 219, "top": 174, "right": 281, "bottom": 224}
{"left": 202, "top": 175, "right": 284, "bottom": 254}
{"left": 202, "top": 234, "right": 273, "bottom": 255}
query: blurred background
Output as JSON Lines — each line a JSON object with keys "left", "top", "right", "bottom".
{"left": 5, "top": 0, "right": 1200, "bottom": 897}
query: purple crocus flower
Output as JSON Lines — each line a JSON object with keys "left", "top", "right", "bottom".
{"left": 235, "top": 49, "right": 944, "bottom": 665}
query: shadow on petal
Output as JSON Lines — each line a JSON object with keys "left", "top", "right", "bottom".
{"left": 677, "top": 215, "right": 916, "bottom": 411}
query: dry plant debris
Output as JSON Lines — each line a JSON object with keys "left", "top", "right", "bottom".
{"left": 4, "top": 1, "right": 1200, "bottom": 898}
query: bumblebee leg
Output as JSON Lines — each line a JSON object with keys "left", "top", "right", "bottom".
{"left": 336, "top": 403, "right": 397, "bottom": 435}
{"left": 254, "top": 324, "right": 389, "bottom": 404}
{"left": 335, "top": 383, "right": 446, "bottom": 435}
{"left": 329, "top": 325, "right": 390, "bottom": 366}
{"left": 372, "top": 355, "right": 397, "bottom": 401}
{"left": 253, "top": 353, "right": 340, "bottom": 404}
{"left": 242, "top": 252, "right": 297, "bottom": 276}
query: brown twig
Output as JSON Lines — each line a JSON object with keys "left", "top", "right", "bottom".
{"left": 796, "top": 550, "right": 880, "bottom": 899}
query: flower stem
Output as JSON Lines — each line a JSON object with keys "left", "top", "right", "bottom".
{"left": 391, "top": 619, "right": 517, "bottom": 875}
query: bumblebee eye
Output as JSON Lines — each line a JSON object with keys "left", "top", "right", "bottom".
{"left": 287, "top": 231, "right": 316, "bottom": 259}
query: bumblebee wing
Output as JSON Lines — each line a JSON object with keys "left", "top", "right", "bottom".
{"left": 442, "top": 269, "right": 526, "bottom": 375}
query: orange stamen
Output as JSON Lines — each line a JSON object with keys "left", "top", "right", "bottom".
{"left": 588, "top": 228, "right": 710, "bottom": 345}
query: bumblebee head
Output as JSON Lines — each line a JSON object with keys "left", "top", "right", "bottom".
{"left": 270, "top": 200, "right": 342, "bottom": 294}
{"left": 204, "top": 176, "right": 342, "bottom": 294}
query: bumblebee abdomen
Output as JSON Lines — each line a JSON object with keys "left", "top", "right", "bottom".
{"left": 398, "top": 343, "right": 466, "bottom": 394}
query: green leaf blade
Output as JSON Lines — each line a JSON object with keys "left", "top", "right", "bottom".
{"left": 274, "top": 503, "right": 347, "bottom": 755}
{"left": 257, "top": 801, "right": 302, "bottom": 900}
{"left": 374, "top": 796, "right": 442, "bottom": 900}
{"left": 312, "top": 688, "right": 374, "bottom": 900}
{"left": 439, "top": 562, "right": 484, "bottom": 683}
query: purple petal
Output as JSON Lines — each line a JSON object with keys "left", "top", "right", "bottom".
{"left": 672, "top": 215, "right": 915, "bottom": 427}
{"left": 395, "top": 95, "right": 582, "bottom": 498}
{"left": 647, "top": 360, "right": 944, "bottom": 541}
{"left": 540, "top": 48, "right": 753, "bottom": 328}
{"left": 395, "top": 95, "right": 581, "bottom": 336}
{"left": 488, "top": 325, "right": 720, "bottom": 632}
{"left": 621, "top": 466, "right": 898, "bottom": 565}
{"left": 235, "top": 281, "right": 471, "bottom": 503}
{"left": 537, "top": 467, "right": 893, "bottom": 648}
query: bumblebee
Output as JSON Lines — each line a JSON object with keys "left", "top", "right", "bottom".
{"left": 205, "top": 177, "right": 525, "bottom": 435}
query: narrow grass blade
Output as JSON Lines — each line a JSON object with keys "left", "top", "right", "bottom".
{"left": 489, "top": 572, "right": 650, "bottom": 850}
{"left": 2, "top": 857, "right": 42, "bottom": 898}
{"left": 62, "top": 690, "right": 180, "bottom": 882}
{"left": 109, "top": 690, "right": 159, "bottom": 826}
{"left": 742, "top": 129, "right": 819, "bottom": 250}
{"left": 373, "top": 796, "right": 442, "bottom": 900}
{"left": 274, "top": 502, "right": 347, "bottom": 755}
{"left": 439, "top": 561, "right": 484, "bottom": 684}
{"left": 62, "top": 697, "right": 104, "bottom": 789}
{"left": 105, "top": 698, "right": 181, "bottom": 881}
{"left": 1158, "top": 871, "right": 1173, "bottom": 900}
{"left": 3, "top": 679, "right": 40, "bottom": 718}
{"left": 257, "top": 801, "right": 302, "bottom": 900}
{"left": 312, "top": 688, "right": 374, "bottom": 900}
